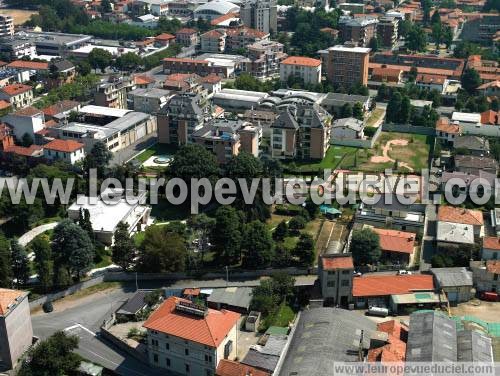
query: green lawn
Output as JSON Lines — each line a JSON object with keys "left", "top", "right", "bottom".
{"left": 282, "top": 146, "right": 360, "bottom": 174}
{"left": 135, "top": 143, "right": 177, "bottom": 163}
{"left": 365, "top": 108, "right": 386, "bottom": 127}
{"left": 261, "top": 304, "right": 295, "bottom": 330}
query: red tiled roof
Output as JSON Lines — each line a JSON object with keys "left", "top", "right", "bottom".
{"left": 486, "top": 260, "right": 500, "bottom": 274}
{"left": 202, "top": 29, "right": 226, "bottom": 38}
{"left": 216, "top": 359, "right": 270, "bottom": 376}
{"left": 322, "top": 255, "right": 354, "bottom": 270}
{"left": 176, "top": 28, "right": 197, "bottom": 35}
{"left": 0, "top": 100, "right": 10, "bottom": 110}
{"left": 200, "top": 73, "right": 222, "bottom": 84}
{"left": 483, "top": 237, "right": 500, "bottom": 251}
{"left": 437, "top": 206, "right": 484, "bottom": 226}
{"left": 210, "top": 12, "right": 239, "bottom": 26}
{"left": 377, "top": 320, "right": 408, "bottom": 340}
{"left": 436, "top": 117, "right": 460, "bottom": 134}
{"left": 352, "top": 275, "right": 434, "bottom": 297}
{"left": 155, "top": 33, "right": 176, "bottom": 41}
{"left": 226, "top": 26, "right": 267, "bottom": 39}
{"left": 481, "top": 110, "right": 500, "bottom": 125}
{"left": 183, "top": 288, "right": 200, "bottom": 296}
{"left": 372, "top": 67, "right": 402, "bottom": 79}
{"left": 4, "top": 145, "right": 42, "bottom": 157}
{"left": 42, "top": 100, "right": 79, "bottom": 116}
{"left": 13, "top": 106, "right": 41, "bottom": 117}
{"left": 281, "top": 56, "right": 321, "bottom": 67}
{"left": 372, "top": 228, "right": 416, "bottom": 254}
{"left": 0, "top": 288, "right": 24, "bottom": 316}
{"left": 7, "top": 60, "right": 49, "bottom": 70}
{"left": 478, "top": 80, "right": 499, "bottom": 90}
{"left": 43, "top": 139, "right": 84, "bottom": 153}
{"left": 416, "top": 73, "right": 446, "bottom": 85}
{"left": 134, "top": 75, "right": 155, "bottom": 85}
{"left": 143, "top": 297, "right": 240, "bottom": 347}
{"left": 1, "top": 84, "right": 32, "bottom": 97}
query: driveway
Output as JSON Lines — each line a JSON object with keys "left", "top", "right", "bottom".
{"left": 19, "top": 222, "right": 59, "bottom": 247}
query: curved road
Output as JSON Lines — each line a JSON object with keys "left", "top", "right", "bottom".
{"left": 19, "top": 222, "right": 59, "bottom": 247}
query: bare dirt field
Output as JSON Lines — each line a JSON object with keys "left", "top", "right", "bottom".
{"left": 0, "top": 9, "right": 37, "bottom": 25}
{"left": 450, "top": 300, "right": 500, "bottom": 322}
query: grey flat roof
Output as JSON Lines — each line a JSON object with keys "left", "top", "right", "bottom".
{"left": 430, "top": 267, "right": 473, "bottom": 287}
{"left": 117, "top": 290, "right": 149, "bottom": 315}
{"left": 207, "top": 287, "right": 253, "bottom": 310}
{"left": 406, "top": 311, "right": 457, "bottom": 362}
{"left": 15, "top": 31, "right": 92, "bottom": 46}
{"left": 242, "top": 349, "right": 279, "bottom": 372}
{"left": 278, "top": 308, "right": 376, "bottom": 376}
{"left": 106, "top": 111, "right": 151, "bottom": 132}
{"left": 457, "top": 330, "right": 493, "bottom": 363}
{"left": 61, "top": 122, "right": 117, "bottom": 138}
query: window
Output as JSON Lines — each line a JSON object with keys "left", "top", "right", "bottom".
{"left": 342, "top": 270, "right": 350, "bottom": 275}
{"left": 206, "top": 370, "right": 213, "bottom": 376}
{"left": 341, "top": 280, "right": 350, "bottom": 287}
{"left": 327, "top": 281, "right": 335, "bottom": 287}
{"left": 205, "top": 354, "right": 212, "bottom": 363}
{"left": 185, "top": 364, "right": 190, "bottom": 373}
{"left": 185, "top": 348, "right": 189, "bottom": 356}
{"left": 166, "top": 343, "right": 170, "bottom": 350}
{"left": 166, "top": 358, "right": 171, "bottom": 367}
{"left": 153, "top": 353, "right": 158, "bottom": 363}
{"left": 151, "top": 339, "right": 159, "bottom": 347}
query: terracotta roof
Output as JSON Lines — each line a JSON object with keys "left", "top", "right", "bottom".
{"left": 481, "top": 110, "right": 499, "bottom": 125}
{"left": 210, "top": 12, "right": 239, "bottom": 26}
{"left": 134, "top": 75, "right": 155, "bottom": 85}
{"left": 436, "top": 117, "right": 460, "bottom": 134}
{"left": 4, "top": 144, "right": 42, "bottom": 157}
{"left": 43, "top": 139, "right": 84, "bottom": 153}
{"left": 322, "top": 255, "right": 354, "bottom": 270}
{"left": 202, "top": 29, "right": 226, "bottom": 38}
{"left": 437, "top": 206, "right": 484, "bottom": 226}
{"left": 216, "top": 359, "right": 270, "bottom": 376}
{"left": 13, "top": 106, "right": 41, "bottom": 117}
{"left": 352, "top": 275, "right": 434, "bottom": 297}
{"left": 42, "top": 100, "right": 79, "bottom": 116}
{"left": 372, "top": 67, "right": 402, "bottom": 79}
{"left": 183, "top": 288, "right": 200, "bottom": 296}
{"left": 200, "top": 73, "right": 222, "bottom": 84}
{"left": 176, "top": 28, "right": 197, "bottom": 35}
{"left": 486, "top": 260, "right": 500, "bottom": 274}
{"left": 0, "top": 100, "right": 11, "bottom": 110}
{"left": 377, "top": 320, "right": 408, "bottom": 340}
{"left": 226, "top": 26, "right": 268, "bottom": 39}
{"left": 143, "top": 296, "right": 240, "bottom": 347}
{"left": 281, "top": 56, "right": 321, "bottom": 67}
{"left": 155, "top": 33, "right": 176, "bottom": 41}
{"left": 1, "top": 84, "right": 32, "bottom": 97}
{"left": 7, "top": 60, "right": 49, "bottom": 70}
{"left": 0, "top": 288, "right": 24, "bottom": 316}
{"left": 372, "top": 228, "right": 416, "bottom": 254}
{"left": 477, "top": 80, "right": 499, "bottom": 90}
{"left": 416, "top": 73, "right": 446, "bottom": 85}
{"left": 483, "top": 237, "right": 500, "bottom": 251}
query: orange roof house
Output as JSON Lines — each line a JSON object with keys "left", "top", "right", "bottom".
{"left": 155, "top": 33, "right": 176, "bottom": 42}
{"left": 372, "top": 228, "right": 416, "bottom": 254}
{"left": 216, "top": 359, "right": 270, "bottom": 376}
{"left": 483, "top": 237, "right": 500, "bottom": 251}
{"left": 281, "top": 56, "right": 321, "bottom": 67}
{"left": 43, "top": 139, "right": 84, "bottom": 153}
{"left": 486, "top": 260, "right": 500, "bottom": 274}
{"left": 371, "top": 67, "right": 403, "bottom": 83}
{"left": 322, "top": 255, "right": 354, "bottom": 270}
{"left": 352, "top": 275, "right": 434, "bottom": 297}
{"left": 437, "top": 206, "right": 483, "bottom": 226}
{"left": 436, "top": 117, "right": 460, "bottom": 134}
{"left": 0, "top": 84, "right": 32, "bottom": 97}
{"left": 481, "top": 110, "right": 499, "bottom": 125}
{"left": 143, "top": 296, "right": 240, "bottom": 348}
{"left": 0, "top": 288, "right": 25, "bottom": 316}
{"left": 7, "top": 60, "right": 49, "bottom": 71}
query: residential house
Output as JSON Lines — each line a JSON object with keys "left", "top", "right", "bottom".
{"left": 372, "top": 228, "right": 416, "bottom": 266}
{"left": 0, "top": 289, "right": 33, "bottom": 371}
{"left": 0, "top": 15, "right": 14, "bottom": 39}
{"left": 94, "top": 76, "right": 136, "bottom": 109}
{"left": 437, "top": 205, "right": 484, "bottom": 238}
{"left": 454, "top": 155, "right": 498, "bottom": 176}
{"left": 318, "top": 254, "right": 354, "bottom": 306}
{"left": 481, "top": 110, "right": 499, "bottom": 126}
{"left": 270, "top": 101, "right": 331, "bottom": 160}
{"left": 143, "top": 296, "right": 240, "bottom": 375}
{"left": 320, "top": 92, "right": 372, "bottom": 118}
{"left": 481, "top": 237, "right": 500, "bottom": 260}
{"left": 134, "top": 75, "right": 156, "bottom": 89}
{"left": 370, "top": 67, "right": 402, "bottom": 84}
{"left": 451, "top": 111, "right": 482, "bottom": 125}
{"left": 339, "top": 16, "right": 378, "bottom": 47}
{"left": 430, "top": 267, "right": 473, "bottom": 303}
{"left": 2, "top": 106, "right": 44, "bottom": 140}
{"left": 43, "top": 139, "right": 86, "bottom": 165}
{"left": 415, "top": 74, "right": 447, "bottom": 93}
{"left": 46, "top": 59, "right": 76, "bottom": 89}
{"left": 331, "top": 117, "right": 365, "bottom": 143}
{"left": 207, "top": 287, "right": 253, "bottom": 313}
{"left": 240, "top": 0, "right": 277, "bottom": 34}
{"left": 116, "top": 290, "right": 150, "bottom": 321}
{"left": 454, "top": 135, "right": 489, "bottom": 156}
{"left": 42, "top": 100, "right": 80, "bottom": 122}
{"left": 477, "top": 80, "right": 499, "bottom": 96}
{"left": 175, "top": 28, "right": 199, "bottom": 47}
{"left": 200, "top": 29, "right": 227, "bottom": 53}
{"left": 224, "top": 26, "right": 269, "bottom": 52}
{"left": 0, "top": 84, "right": 33, "bottom": 110}
{"left": 436, "top": 221, "right": 475, "bottom": 247}
{"left": 435, "top": 117, "right": 460, "bottom": 144}
{"left": 0, "top": 38, "right": 36, "bottom": 60}
{"left": 471, "top": 260, "right": 500, "bottom": 293}
{"left": 216, "top": 360, "right": 269, "bottom": 376}
{"left": 127, "top": 88, "right": 173, "bottom": 113}
{"left": 155, "top": 33, "right": 176, "bottom": 47}
{"left": 279, "top": 56, "right": 322, "bottom": 85}
{"left": 377, "top": 16, "right": 398, "bottom": 49}
{"left": 162, "top": 57, "right": 230, "bottom": 78}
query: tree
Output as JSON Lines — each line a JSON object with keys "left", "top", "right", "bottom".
{"left": 352, "top": 102, "right": 364, "bottom": 120}
{"left": 386, "top": 91, "right": 403, "bottom": 123}
{"left": 114, "top": 52, "right": 142, "bottom": 72}
{"left": 137, "top": 225, "right": 186, "bottom": 272}
{"left": 432, "top": 22, "right": 442, "bottom": 46}
{"left": 87, "top": 48, "right": 113, "bottom": 73}
{"left": 368, "top": 37, "right": 380, "bottom": 52}
{"left": 85, "top": 141, "right": 113, "bottom": 177}
{"left": 408, "top": 66, "right": 418, "bottom": 83}
{"left": 212, "top": 206, "right": 243, "bottom": 265}
{"left": 421, "top": 0, "right": 432, "bottom": 24}
{"left": 52, "top": 219, "right": 94, "bottom": 282}
{"left": 21, "top": 133, "right": 34, "bottom": 147}
{"left": 442, "top": 26, "right": 454, "bottom": 49}
{"left": 250, "top": 272, "right": 295, "bottom": 315}
{"left": 483, "top": 0, "right": 500, "bottom": 11}
{"left": 398, "top": 96, "right": 412, "bottom": 124}
{"left": 340, "top": 103, "right": 353, "bottom": 118}
{"left": 78, "top": 208, "right": 94, "bottom": 244}
{"left": 187, "top": 213, "right": 216, "bottom": 262}
{"left": 407, "top": 25, "right": 427, "bottom": 52}
{"left": 19, "top": 331, "right": 80, "bottom": 376}
{"left": 241, "top": 221, "right": 274, "bottom": 268}
{"left": 31, "top": 235, "right": 52, "bottom": 293}
{"left": 293, "top": 233, "right": 315, "bottom": 265}
{"left": 112, "top": 222, "right": 136, "bottom": 270}
{"left": 288, "top": 216, "right": 306, "bottom": 233}
{"left": 100, "top": 0, "right": 112, "bottom": 12}
{"left": 10, "top": 239, "right": 29, "bottom": 287}
{"left": 0, "top": 233, "right": 11, "bottom": 288}
{"left": 461, "top": 68, "right": 481, "bottom": 94}
{"left": 349, "top": 228, "right": 381, "bottom": 265}
{"left": 273, "top": 220, "right": 288, "bottom": 241}
{"left": 169, "top": 144, "right": 219, "bottom": 182}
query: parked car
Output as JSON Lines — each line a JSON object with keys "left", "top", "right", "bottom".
{"left": 397, "top": 270, "right": 412, "bottom": 275}
{"left": 367, "top": 306, "right": 389, "bottom": 317}
{"left": 42, "top": 301, "right": 54, "bottom": 313}
{"left": 480, "top": 292, "right": 499, "bottom": 302}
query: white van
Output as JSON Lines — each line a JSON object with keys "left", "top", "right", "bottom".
{"left": 368, "top": 306, "right": 389, "bottom": 317}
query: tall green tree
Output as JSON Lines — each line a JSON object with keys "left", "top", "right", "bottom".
{"left": 169, "top": 144, "right": 219, "bottom": 182}
{"left": 10, "top": 239, "right": 29, "bottom": 287}
{"left": 0, "top": 233, "right": 11, "bottom": 288}
{"left": 87, "top": 48, "right": 113, "bottom": 73}
{"left": 273, "top": 220, "right": 289, "bottom": 241}
{"left": 349, "top": 228, "right": 381, "bottom": 265}
{"left": 100, "top": 0, "right": 112, "bottom": 12}
{"left": 352, "top": 102, "right": 364, "bottom": 120}
{"left": 340, "top": 103, "right": 353, "bottom": 118}
{"left": 19, "top": 331, "right": 80, "bottom": 376}
{"left": 293, "top": 233, "right": 315, "bottom": 265}
{"left": 85, "top": 141, "right": 113, "bottom": 176}
{"left": 398, "top": 96, "right": 412, "bottom": 124}
{"left": 78, "top": 208, "right": 94, "bottom": 244}
{"left": 461, "top": 68, "right": 481, "bottom": 94}
{"left": 137, "top": 226, "right": 186, "bottom": 272}
{"left": 187, "top": 214, "right": 216, "bottom": 262}
{"left": 114, "top": 52, "right": 142, "bottom": 72}
{"left": 31, "top": 235, "right": 53, "bottom": 293}
{"left": 212, "top": 206, "right": 243, "bottom": 265}
{"left": 112, "top": 222, "right": 136, "bottom": 270}
{"left": 241, "top": 221, "right": 274, "bottom": 268}
{"left": 407, "top": 25, "right": 427, "bottom": 52}
{"left": 386, "top": 91, "right": 403, "bottom": 123}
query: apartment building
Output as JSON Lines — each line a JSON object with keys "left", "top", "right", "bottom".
{"left": 270, "top": 101, "right": 332, "bottom": 160}
{"left": 244, "top": 40, "right": 286, "bottom": 79}
{"left": 225, "top": 26, "right": 269, "bottom": 52}
{"left": 175, "top": 28, "right": 199, "bottom": 47}
{"left": 127, "top": 88, "right": 173, "bottom": 113}
{"left": 201, "top": 29, "right": 227, "bottom": 53}
{"left": 377, "top": 16, "right": 398, "bottom": 49}
{"left": 339, "top": 16, "right": 378, "bottom": 47}
{"left": 2, "top": 106, "right": 44, "bottom": 140}
{"left": 321, "top": 45, "right": 371, "bottom": 88}
{"left": 0, "top": 289, "right": 33, "bottom": 372}
{"left": 193, "top": 119, "right": 261, "bottom": 163}
{"left": 280, "top": 56, "right": 322, "bottom": 85}
{"left": 163, "top": 58, "right": 230, "bottom": 78}
{"left": 143, "top": 297, "right": 240, "bottom": 376}
{"left": 0, "top": 84, "right": 34, "bottom": 110}
{"left": 157, "top": 92, "right": 207, "bottom": 145}
{"left": 0, "top": 15, "right": 14, "bottom": 39}
{"left": 240, "top": 0, "right": 277, "bottom": 35}
{"left": 94, "top": 76, "right": 136, "bottom": 109}
{"left": 318, "top": 254, "right": 354, "bottom": 306}
{"left": 0, "top": 38, "right": 36, "bottom": 60}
